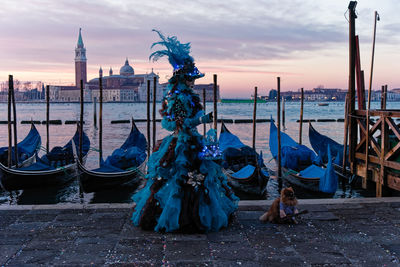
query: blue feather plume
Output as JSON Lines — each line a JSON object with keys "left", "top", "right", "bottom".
{"left": 149, "top": 29, "right": 194, "bottom": 71}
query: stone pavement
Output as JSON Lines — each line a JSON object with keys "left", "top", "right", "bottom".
{"left": 1, "top": 198, "right": 400, "bottom": 266}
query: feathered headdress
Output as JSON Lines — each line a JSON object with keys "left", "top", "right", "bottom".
{"left": 149, "top": 29, "right": 204, "bottom": 80}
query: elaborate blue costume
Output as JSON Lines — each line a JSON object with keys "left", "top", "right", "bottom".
{"left": 131, "top": 30, "right": 238, "bottom": 233}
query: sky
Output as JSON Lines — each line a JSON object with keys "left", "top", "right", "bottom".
{"left": 1, "top": 0, "right": 400, "bottom": 98}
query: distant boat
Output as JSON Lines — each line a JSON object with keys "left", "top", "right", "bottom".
{"left": 318, "top": 103, "right": 329, "bottom": 106}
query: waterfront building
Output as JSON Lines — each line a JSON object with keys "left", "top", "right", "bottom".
{"left": 0, "top": 81, "right": 44, "bottom": 101}
{"left": 268, "top": 89, "right": 277, "bottom": 100}
{"left": 269, "top": 87, "right": 348, "bottom": 101}
{"left": 48, "top": 29, "right": 87, "bottom": 102}
{"left": 192, "top": 83, "right": 220, "bottom": 102}
{"left": 87, "top": 63, "right": 164, "bottom": 102}
{"left": 5, "top": 29, "right": 217, "bottom": 103}
{"left": 49, "top": 29, "right": 164, "bottom": 102}
{"left": 367, "top": 89, "right": 400, "bottom": 102}
{"left": 75, "top": 28, "right": 87, "bottom": 87}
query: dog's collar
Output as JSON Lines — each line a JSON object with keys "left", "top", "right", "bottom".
{"left": 280, "top": 202, "right": 296, "bottom": 214}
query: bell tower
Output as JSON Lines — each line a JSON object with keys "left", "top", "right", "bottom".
{"left": 75, "top": 28, "right": 87, "bottom": 87}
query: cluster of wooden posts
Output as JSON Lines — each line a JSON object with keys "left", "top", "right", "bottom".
{"left": 6, "top": 68, "right": 295, "bottom": 196}
{"left": 347, "top": 2, "right": 400, "bottom": 197}
{"left": 141, "top": 74, "right": 219, "bottom": 155}
{"left": 7, "top": 75, "right": 18, "bottom": 168}
{"left": 272, "top": 76, "right": 303, "bottom": 191}
{"left": 270, "top": 2, "right": 400, "bottom": 198}
{"left": 4, "top": 72, "right": 222, "bottom": 168}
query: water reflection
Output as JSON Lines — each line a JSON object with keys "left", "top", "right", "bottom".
{"left": 0, "top": 101, "right": 394, "bottom": 205}
{"left": 0, "top": 173, "right": 374, "bottom": 206}
{"left": 15, "top": 181, "right": 79, "bottom": 205}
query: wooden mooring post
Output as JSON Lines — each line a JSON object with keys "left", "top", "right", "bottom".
{"left": 10, "top": 77, "right": 18, "bottom": 168}
{"left": 11, "top": 79, "right": 18, "bottom": 168}
{"left": 152, "top": 77, "right": 157, "bottom": 150}
{"left": 252, "top": 86, "right": 257, "bottom": 149}
{"left": 93, "top": 97, "right": 97, "bottom": 129}
{"left": 203, "top": 88, "right": 206, "bottom": 137}
{"left": 99, "top": 73, "right": 103, "bottom": 164}
{"left": 147, "top": 80, "right": 150, "bottom": 156}
{"left": 347, "top": 1, "right": 357, "bottom": 177}
{"left": 213, "top": 74, "right": 218, "bottom": 131}
{"left": 7, "top": 75, "right": 18, "bottom": 168}
{"left": 299, "top": 88, "right": 304, "bottom": 144}
{"left": 342, "top": 94, "right": 349, "bottom": 178}
{"left": 277, "top": 77, "right": 282, "bottom": 191}
{"left": 79, "top": 80, "right": 84, "bottom": 163}
{"left": 377, "top": 112, "right": 387, "bottom": 197}
{"left": 383, "top": 85, "right": 388, "bottom": 109}
{"left": 46, "top": 85, "right": 50, "bottom": 153}
{"left": 7, "top": 76, "right": 12, "bottom": 167}
{"left": 282, "top": 96, "right": 285, "bottom": 130}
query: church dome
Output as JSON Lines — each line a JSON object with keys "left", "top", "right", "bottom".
{"left": 120, "top": 58, "right": 134, "bottom": 76}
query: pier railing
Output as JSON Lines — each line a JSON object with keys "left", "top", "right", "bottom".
{"left": 352, "top": 109, "right": 400, "bottom": 196}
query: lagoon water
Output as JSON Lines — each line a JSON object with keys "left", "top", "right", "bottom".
{"left": 0, "top": 101, "right": 396, "bottom": 205}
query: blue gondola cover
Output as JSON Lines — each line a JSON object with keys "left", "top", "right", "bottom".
{"left": 0, "top": 125, "right": 41, "bottom": 165}
{"left": 102, "top": 124, "right": 147, "bottom": 171}
{"left": 318, "top": 145, "right": 338, "bottom": 193}
{"left": 270, "top": 120, "right": 318, "bottom": 171}
{"left": 309, "top": 123, "right": 347, "bottom": 166}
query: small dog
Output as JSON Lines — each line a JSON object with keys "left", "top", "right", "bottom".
{"left": 259, "top": 187, "right": 300, "bottom": 224}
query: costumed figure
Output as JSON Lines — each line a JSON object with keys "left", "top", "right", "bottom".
{"left": 131, "top": 30, "right": 239, "bottom": 233}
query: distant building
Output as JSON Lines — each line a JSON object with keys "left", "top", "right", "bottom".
{"left": 48, "top": 28, "right": 87, "bottom": 102}
{"left": 86, "top": 62, "right": 163, "bottom": 102}
{"left": 268, "top": 89, "right": 277, "bottom": 100}
{"left": 277, "top": 87, "right": 347, "bottom": 101}
{"left": 367, "top": 89, "right": 400, "bottom": 102}
{"left": 49, "top": 29, "right": 163, "bottom": 102}
{"left": 308, "top": 87, "right": 346, "bottom": 101}
{"left": 0, "top": 81, "right": 44, "bottom": 101}
{"left": 75, "top": 28, "right": 87, "bottom": 87}
{"left": 192, "top": 83, "right": 220, "bottom": 102}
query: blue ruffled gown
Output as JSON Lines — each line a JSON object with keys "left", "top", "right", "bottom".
{"left": 131, "top": 86, "right": 238, "bottom": 233}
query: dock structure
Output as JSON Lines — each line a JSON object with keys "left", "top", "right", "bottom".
{"left": 351, "top": 110, "right": 400, "bottom": 196}
{"left": 346, "top": 2, "right": 400, "bottom": 197}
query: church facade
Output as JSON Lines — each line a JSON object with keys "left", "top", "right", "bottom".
{"left": 87, "top": 61, "right": 163, "bottom": 102}
{"left": 48, "top": 29, "right": 218, "bottom": 103}
{"left": 49, "top": 29, "right": 164, "bottom": 102}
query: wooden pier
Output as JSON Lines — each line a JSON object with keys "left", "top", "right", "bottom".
{"left": 351, "top": 110, "right": 400, "bottom": 196}
{"left": 347, "top": 2, "right": 400, "bottom": 197}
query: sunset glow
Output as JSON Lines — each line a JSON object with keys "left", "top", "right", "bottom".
{"left": 1, "top": 0, "right": 400, "bottom": 97}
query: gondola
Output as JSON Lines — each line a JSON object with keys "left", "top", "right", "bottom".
{"left": 219, "top": 122, "right": 269, "bottom": 198}
{"left": 308, "top": 123, "right": 347, "bottom": 166}
{"left": 0, "top": 123, "right": 41, "bottom": 168}
{"left": 0, "top": 125, "right": 90, "bottom": 191}
{"left": 76, "top": 119, "right": 147, "bottom": 193}
{"left": 269, "top": 120, "right": 337, "bottom": 195}
{"left": 308, "top": 122, "right": 351, "bottom": 179}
